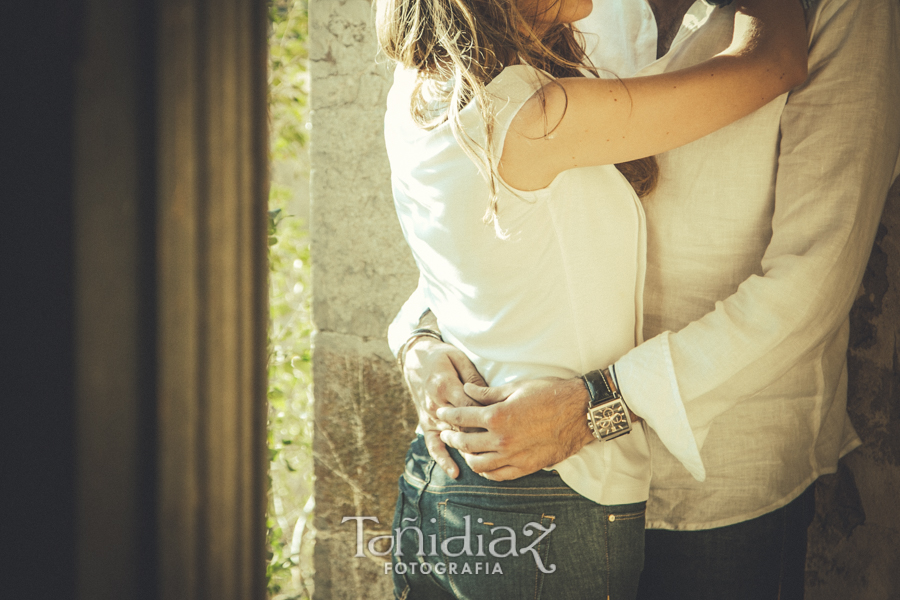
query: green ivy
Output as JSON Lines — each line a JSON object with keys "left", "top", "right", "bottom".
{"left": 269, "top": 0, "right": 309, "bottom": 163}
{"left": 267, "top": 2, "right": 313, "bottom": 599}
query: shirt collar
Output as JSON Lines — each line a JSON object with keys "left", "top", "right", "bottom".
{"left": 635, "top": 0, "right": 716, "bottom": 76}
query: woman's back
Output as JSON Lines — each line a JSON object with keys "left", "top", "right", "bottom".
{"left": 386, "top": 64, "right": 652, "bottom": 505}
{"left": 387, "top": 64, "right": 645, "bottom": 384}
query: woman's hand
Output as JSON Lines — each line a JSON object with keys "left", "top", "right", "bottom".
{"left": 729, "top": 0, "right": 809, "bottom": 83}
{"left": 401, "top": 335, "right": 487, "bottom": 479}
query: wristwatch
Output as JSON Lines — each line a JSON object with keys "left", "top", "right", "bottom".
{"left": 582, "top": 368, "right": 632, "bottom": 442}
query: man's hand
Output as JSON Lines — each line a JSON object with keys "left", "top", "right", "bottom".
{"left": 436, "top": 377, "right": 595, "bottom": 481}
{"left": 402, "top": 336, "right": 486, "bottom": 479}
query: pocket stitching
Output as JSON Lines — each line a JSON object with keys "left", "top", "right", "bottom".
{"left": 438, "top": 501, "right": 465, "bottom": 599}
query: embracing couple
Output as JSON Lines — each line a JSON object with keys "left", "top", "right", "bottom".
{"left": 375, "top": 0, "right": 900, "bottom": 598}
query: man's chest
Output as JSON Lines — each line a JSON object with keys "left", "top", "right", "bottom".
{"left": 577, "top": 0, "right": 788, "bottom": 286}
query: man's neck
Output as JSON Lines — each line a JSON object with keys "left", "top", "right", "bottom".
{"left": 647, "top": 0, "right": 697, "bottom": 58}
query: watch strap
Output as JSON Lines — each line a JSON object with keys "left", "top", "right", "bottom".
{"left": 582, "top": 368, "right": 617, "bottom": 407}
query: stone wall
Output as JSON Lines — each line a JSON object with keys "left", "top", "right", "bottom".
{"left": 806, "top": 177, "right": 900, "bottom": 599}
{"left": 309, "top": 1, "right": 418, "bottom": 598}
{"left": 308, "top": 3, "right": 900, "bottom": 598}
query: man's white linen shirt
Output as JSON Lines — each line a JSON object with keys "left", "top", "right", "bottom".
{"left": 581, "top": 0, "right": 900, "bottom": 529}
{"left": 389, "top": 0, "right": 900, "bottom": 530}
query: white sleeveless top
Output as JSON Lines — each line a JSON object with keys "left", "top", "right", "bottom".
{"left": 385, "top": 64, "right": 651, "bottom": 505}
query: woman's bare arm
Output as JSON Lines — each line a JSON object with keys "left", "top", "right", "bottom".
{"left": 501, "top": 0, "right": 808, "bottom": 190}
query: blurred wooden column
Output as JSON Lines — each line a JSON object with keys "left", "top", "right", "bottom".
{"left": 154, "top": 0, "right": 269, "bottom": 599}
{"left": 73, "top": 0, "right": 269, "bottom": 598}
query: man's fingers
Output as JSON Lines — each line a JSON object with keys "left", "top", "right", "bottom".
{"left": 463, "top": 382, "right": 513, "bottom": 406}
{"left": 477, "top": 465, "right": 532, "bottom": 482}
{"left": 457, "top": 450, "right": 508, "bottom": 474}
{"left": 439, "top": 428, "right": 498, "bottom": 454}
{"left": 462, "top": 451, "right": 539, "bottom": 481}
{"left": 423, "top": 430, "right": 460, "bottom": 479}
{"left": 435, "top": 405, "right": 491, "bottom": 430}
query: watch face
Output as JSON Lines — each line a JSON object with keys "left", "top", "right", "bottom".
{"left": 590, "top": 399, "right": 630, "bottom": 440}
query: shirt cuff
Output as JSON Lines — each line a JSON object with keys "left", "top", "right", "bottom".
{"left": 614, "top": 332, "right": 706, "bottom": 481}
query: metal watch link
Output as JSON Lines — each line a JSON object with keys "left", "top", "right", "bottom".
{"left": 581, "top": 368, "right": 632, "bottom": 442}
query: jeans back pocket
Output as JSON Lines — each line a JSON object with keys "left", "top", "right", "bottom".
{"left": 433, "top": 500, "right": 555, "bottom": 600}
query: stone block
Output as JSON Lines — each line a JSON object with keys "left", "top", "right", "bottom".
{"left": 309, "top": 0, "right": 418, "bottom": 338}
{"left": 312, "top": 331, "right": 417, "bottom": 599}
{"left": 313, "top": 525, "right": 395, "bottom": 600}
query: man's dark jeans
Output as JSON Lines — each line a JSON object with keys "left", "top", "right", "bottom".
{"left": 637, "top": 485, "right": 816, "bottom": 600}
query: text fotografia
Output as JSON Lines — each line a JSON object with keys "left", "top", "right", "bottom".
{"left": 342, "top": 515, "right": 557, "bottom": 574}
{"left": 386, "top": 560, "right": 504, "bottom": 576}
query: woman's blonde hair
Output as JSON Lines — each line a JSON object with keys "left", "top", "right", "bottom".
{"left": 376, "top": 0, "right": 658, "bottom": 227}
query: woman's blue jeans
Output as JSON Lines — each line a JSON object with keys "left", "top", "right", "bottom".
{"left": 391, "top": 435, "right": 646, "bottom": 600}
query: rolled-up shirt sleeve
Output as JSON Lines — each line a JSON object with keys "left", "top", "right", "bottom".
{"left": 616, "top": 0, "right": 900, "bottom": 477}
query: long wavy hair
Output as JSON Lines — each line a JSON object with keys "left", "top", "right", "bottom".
{"left": 376, "top": 0, "right": 658, "bottom": 229}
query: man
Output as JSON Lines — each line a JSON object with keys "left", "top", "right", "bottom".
{"left": 388, "top": 0, "right": 900, "bottom": 598}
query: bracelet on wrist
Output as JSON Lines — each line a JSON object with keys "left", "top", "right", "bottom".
{"left": 409, "top": 327, "right": 442, "bottom": 341}
{"left": 397, "top": 328, "right": 443, "bottom": 370}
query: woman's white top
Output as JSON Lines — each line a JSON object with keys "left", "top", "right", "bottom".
{"left": 384, "top": 64, "right": 651, "bottom": 505}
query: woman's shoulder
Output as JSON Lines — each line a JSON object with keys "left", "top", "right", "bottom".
{"left": 485, "top": 64, "right": 553, "bottom": 104}
{"left": 386, "top": 65, "right": 418, "bottom": 112}
{"left": 477, "top": 65, "right": 556, "bottom": 144}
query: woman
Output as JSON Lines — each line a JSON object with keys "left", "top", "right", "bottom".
{"left": 376, "top": 0, "right": 807, "bottom": 598}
